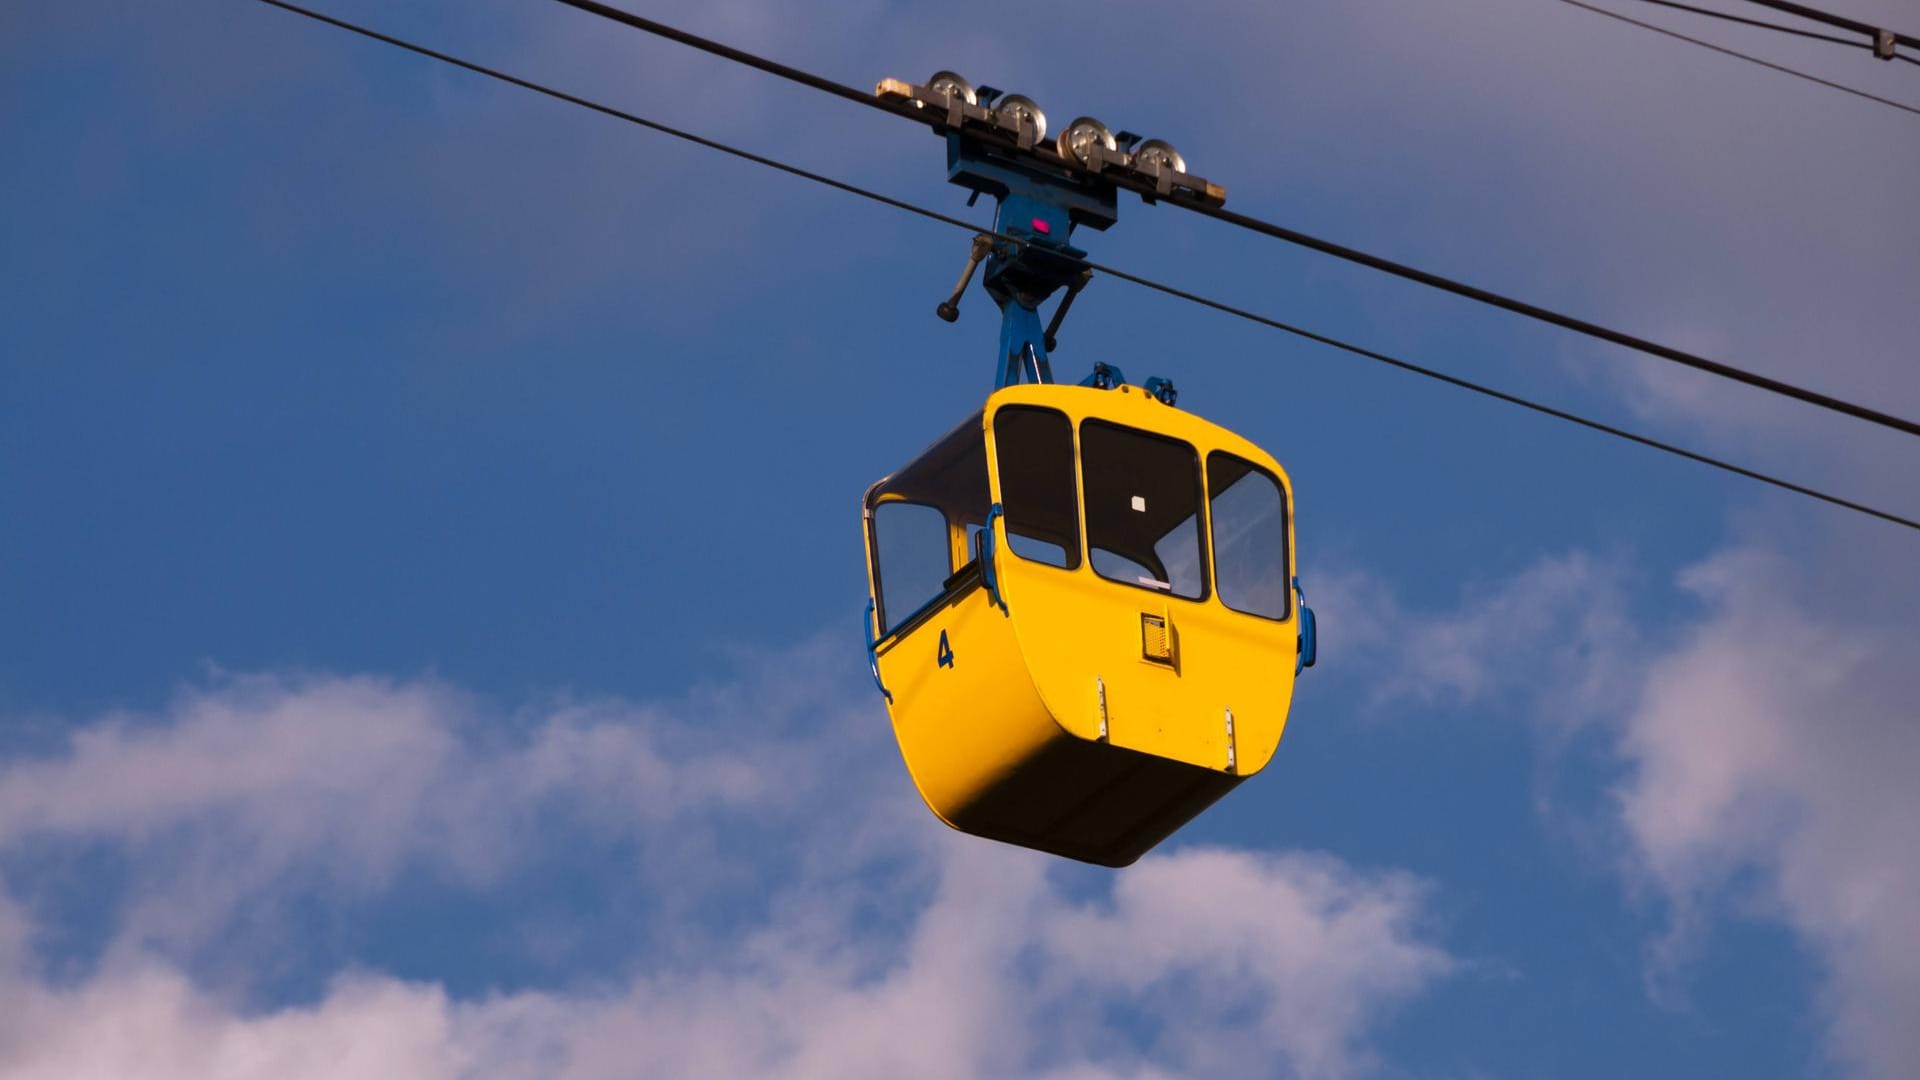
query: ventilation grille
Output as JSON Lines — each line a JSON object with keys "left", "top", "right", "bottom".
{"left": 1140, "top": 613, "right": 1173, "bottom": 664}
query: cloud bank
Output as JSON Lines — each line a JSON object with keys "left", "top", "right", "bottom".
{"left": 1614, "top": 546, "right": 1920, "bottom": 1079}
{"left": 0, "top": 654, "right": 1451, "bottom": 1080}
{"left": 8, "top": 531, "right": 1913, "bottom": 1077}
{"left": 1330, "top": 530, "right": 1920, "bottom": 1080}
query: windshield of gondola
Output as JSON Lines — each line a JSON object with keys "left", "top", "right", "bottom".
{"left": 872, "top": 500, "right": 950, "bottom": 633}
{"left": 1081, "top": 420, "right": 1207, "bottom": 600}
{"left": 993, "top": 406, "right": 1080, "bottom": 569}
{"left": 1207, "top": 453, "right": 1290, "bottom": 620}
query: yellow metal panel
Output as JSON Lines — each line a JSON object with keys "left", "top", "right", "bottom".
{"left": 986, "top": 383, "right": 1300, "bottom": 778}
{"left": 875, "top": 579, "right": 1052, "bottom": 825}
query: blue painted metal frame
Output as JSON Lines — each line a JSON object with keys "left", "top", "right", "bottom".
{"left": 864, "top": 598, "right": 893, "bottom": 702}
{"left": 868, "top": 113, "right": 1318, "bottom": 702}
{"left": 981, "top": 503, "right": 1009, "bottom": 614}
{"left": 1078, "top": 361, "right": 1127, "bottom": 389}
{"left": 943, "top": 129, "right": 1187, "bottom": 402}
{"left": 946, "top": 131, "right": 1115, "bottom": 390}
{"left": 1293, "top": 578, "right": 1318, "bottom": 675}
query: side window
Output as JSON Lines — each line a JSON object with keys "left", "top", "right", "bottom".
{"left": 1081, "top": 421, "right": 1207, "bottom": 600}
{"left": 1208, "top": 453, "right": 1290, "bottom": 620}
{"left": 872, "top": 501, "right": 950, "bottom": 633}
{"left": 993, "top": 407, "right": 1080, "bottom": 569}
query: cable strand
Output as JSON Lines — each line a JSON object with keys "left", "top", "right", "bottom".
{"left": 1556, "top": 0, "right": 1920, "bottom": 116}
{"left": 1733, "top": 0, "right": 1919, "bottom": 50}
{"left": 548, "top": 0, "right": 1920, "bottom": 439}
{"left": 246, "top": 0, "right": 1920, "bottom": 534}
{"left": 1627, "top": 0, "right": 1873, "bottom": 48}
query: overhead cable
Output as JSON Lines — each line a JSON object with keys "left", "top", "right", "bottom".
{"left": 1628, "top": 0, "right": 1877, "bottom": 48}
{"left": 246, "top": 0, "right": 1920, "bottom": 534}
{"left": 1735, "top": 0, "right": 1919, "bottom": 55}
{"left": 1558, "top": 0, "right": 1920, "bottom": 112}
{"left": 547, "top": 0, "right": 1920, "bottom": 439}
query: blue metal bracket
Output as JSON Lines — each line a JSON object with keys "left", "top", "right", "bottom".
{"left": 864, "top": 599, "right": 894, "bottom": 703}
{"left": 905, "top": 80, "right": 1217, "bottom": 401}
{"left": 942, "top": 130, "right": 1116, "bottom": 389}
{"left": 982, "top": 503, "right": 1009, "bottom": 615}
{"left": 1293, "top": 577, "right": 1318, "bottom": 674}
{"left": 1079, "top": 361, "right": 1128, "bottom": 389}
{"left": 932, "top": 120, "right": 1195, "bottom": 405}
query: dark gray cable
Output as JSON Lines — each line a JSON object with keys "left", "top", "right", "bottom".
{"left": 246, "top": 0, "right": 1920, "bottom": 533}
{"left": 1734, "top": 0, "right": 1918, "bottom": 51}
{"left": 546, "top": 0, "right": 1920, "bottom": 439}
{"left": 1628, "top": 0, "right": 1873, "bottom": 48}
{"left": 1558, "top": 0, "right": 1920, "bottom": 116}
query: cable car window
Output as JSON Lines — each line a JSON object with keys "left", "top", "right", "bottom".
{"left": 993, "top": 407, "right": 1080, "bottom": 569}
{"left": 1081, "top": 420, "right": 1207, "bottom": 600}
{"left": 872, "top": 501, "right": 951, "bottom": 633}
{"left": 1207, "top": 453, "right": 1291, "bottom": 620}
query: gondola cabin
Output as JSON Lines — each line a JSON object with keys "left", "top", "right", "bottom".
{"left": 863, "top": 382, "right": 1313, "bottom": 867}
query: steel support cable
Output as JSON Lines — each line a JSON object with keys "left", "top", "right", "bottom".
{"left": 1558, "top": 0, "right": 1920, "bottom": 114}
{"left": 1629, "top": 0, "right": 1876, "bottom": 48}
{"left": 1735, "top": 0, "right": 1920, "bottom": 50}
{"left": 549, "top": 0, "right": 924, "bottom": 118}
{"left": 1639, "top": 0, "right": 1920, "bottom": 64}
{"left": 1732, "top": 0, "right": 1920, "bottom": 64}
{"left": 547, "top": 0, "right": 1920, "bottom": 439}
{"left": 1641, "top": 0, "right": 1920, "bottom": 64}
{"left": 246, "top": 0, "right": 1920, "bottom": 534}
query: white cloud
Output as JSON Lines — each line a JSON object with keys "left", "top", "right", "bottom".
{"left": 0, "top": 667, "right": 817, "bottom": 966}
{"left": 1323, "top": 535, "right": 1920, "bottom": 1079}
{"left": 0, "top": 969, "right": 462, "bottom": 1080}
{"left": 1612, "top": 545, "right": 1920, "bottom": 1079}
{"left": 1041, "top": 849, "right": 1447, "bottom": 1079}
{"left": 1315, "top": 552, "right": 1637, "bottom": 728}
{"left": 0, "top": 889, "right": 30, "bottom": 974}
{"left": 0, "top": 840, "right": 1447, "bottom": 1080}
{"left": 442, "top": 842, "right": 1448, "bottom": 1080}
{"left": 0, "top": 651, "right": 1453, "bottom": 1080}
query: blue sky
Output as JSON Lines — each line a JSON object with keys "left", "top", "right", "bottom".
{"left": 3, "top": 1, "right": 1918, "bottom": 1076}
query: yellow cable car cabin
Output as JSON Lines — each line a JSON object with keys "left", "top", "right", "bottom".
{"left": 862, "top": 67, "right": 1317, "bottom": 865}
{"left": 862, "top": 382, "right": 1314, "bottom": 867}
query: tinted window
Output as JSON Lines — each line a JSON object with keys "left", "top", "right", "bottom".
{"left": 1208, "top": 453, "right": 1290, "bottom": 620}
{"left": 873, "top": 501, "right": 950, "bottom": 633}
{"left": 993, "top": 407, "right": 1080, "bottom": 569}
{"left": 1081, "top": 421, "right": 1206, "bottom": 600}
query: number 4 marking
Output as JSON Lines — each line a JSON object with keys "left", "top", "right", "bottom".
{"left": 937, "top": 630, "right": 955, "bottom": 669}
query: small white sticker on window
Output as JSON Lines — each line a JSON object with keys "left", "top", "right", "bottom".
{"left": 1130, "top": 495, "right": 1147, "bottom": 512}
